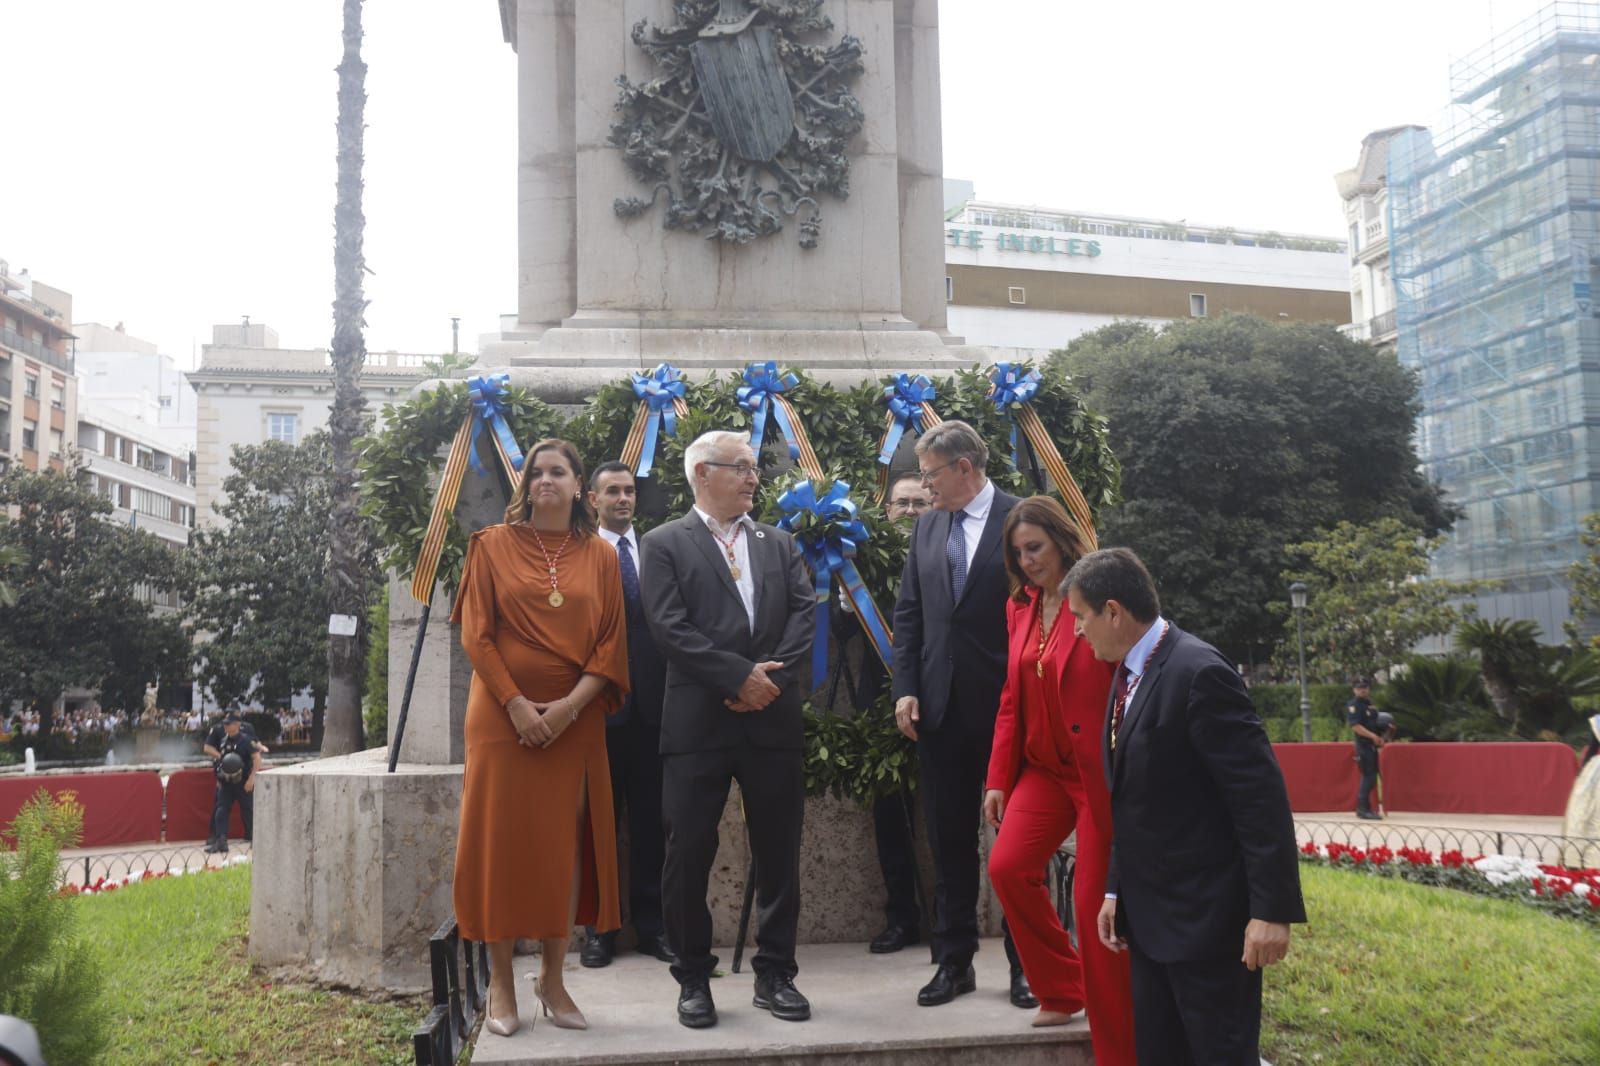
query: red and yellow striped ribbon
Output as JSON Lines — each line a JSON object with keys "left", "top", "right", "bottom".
{"left": 873, "top": 401, "right": 944, "bottom": 503}
{"left": 408, "top": 415, "right": 522, "bottom": 605}
{"left": 772, "top": 393, "right": 825, "bottom": 482}
{"left": 620, "top": 396, "right": 690, "bottom": 472}
{"left": 1014, "top": 403, "right": 1098, "bottom": 551}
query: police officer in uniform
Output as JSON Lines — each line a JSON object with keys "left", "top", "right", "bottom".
{"left": 205, "top": 713, "right": 262, "bottom": 852}
{"left": 1347, "top": 680, "right": 1385, "bottom": 820}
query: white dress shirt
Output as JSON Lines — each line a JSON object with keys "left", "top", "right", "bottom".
{"left": 598, "top": 525, "right": 643, "bottom": 583}
{"left": 693, "top": 506, "right": 757, "bottom": 631}
{"left": 956, "top": 479, "right": 997, "bottom": 571}
{"left": 1120, "top": 614, "right": 1170, "bottom": 701}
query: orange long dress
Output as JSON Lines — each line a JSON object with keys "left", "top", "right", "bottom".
{"left": 450, "top": 524, "right": 630, "bottom": 943}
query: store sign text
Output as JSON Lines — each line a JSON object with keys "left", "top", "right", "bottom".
{"left": 947, "top": 230, "right": 1102, "bottom": 257}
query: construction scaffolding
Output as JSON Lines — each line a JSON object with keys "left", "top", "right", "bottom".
{"left": 1388, "top": 2, "right": 1600, "bottom": 632}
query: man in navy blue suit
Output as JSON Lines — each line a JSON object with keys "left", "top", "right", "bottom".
{"left": 1066, "top": 547, "right": 1305, "bottom": 1065}
{"left": 580, "top": 462, "right": 674, "bottom": 967}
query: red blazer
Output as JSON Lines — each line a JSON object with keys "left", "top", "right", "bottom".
{"left": 986, "top": 590, "right": 1118, "bottom": 832}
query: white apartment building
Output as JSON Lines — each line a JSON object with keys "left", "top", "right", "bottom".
{"left": 0, "top": 262, "right": 78, "bottom": 475}
{"left": 1333, "top": 126, "right": 1424, "bottom": 348}
{"left": 186, "top": 322, "right": 429, "bottom": 523}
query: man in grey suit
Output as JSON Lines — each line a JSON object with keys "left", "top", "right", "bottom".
{"left": 641, "top": 430, "right": 816, "bottom": 1029}
{"left": 892, "top": 420, "right": 1033, "bottom": 1009}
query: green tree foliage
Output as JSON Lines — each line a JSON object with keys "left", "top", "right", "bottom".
{"left": 364, "top": 583, "right": 389, "bottom": 748}
{"left": 1377, "top": 655, "right": 1499, "bottom": 740}
{"left": 0, "top": 791, "right": 108, "bottom": 1064}
{"left": 0, "top": 460, "right": 189, "bottom": 721}
{"left": 1273, "top": 518, "right": 1474, "bottom": 682}
{"left": 0, "top": 540, "right": 22, "bottom": 606}
{"left": 1457, "top": 618, "right": 1600, "bottom": 740}
{"left": 184, "top": 432, "right": 379, "bottom": 746}
{"left": 1565, "top": 510, "right": 1600, "bottom": 647}
{"left": 1056, "top": 314, "right": 1455, "bottom": 667}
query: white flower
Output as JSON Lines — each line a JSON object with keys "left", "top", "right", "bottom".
{"left": 1473, "top": 854, "right": 1543, "bottom": 886}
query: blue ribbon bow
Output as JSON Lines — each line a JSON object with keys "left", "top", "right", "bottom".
{"left": 879, "top": 374, "right": 936, "bottom": 467}
{"left": 987, "top": 362, "right": 1042, "bottom": 470}
{"left": 737, "top": 361, "right": 802, "bottom": 460}
{"left": 467, "top": 372, "right": 525, "bottom": 476}
{"left": 777, "top": 479, "right": 894, "bottom": 687}
{"left": 630, "top": 362, "right": 687, "bottom": 478}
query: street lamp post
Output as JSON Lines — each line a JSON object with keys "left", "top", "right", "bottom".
{"left": 1290, "top": 581, "right": 1311, "bottom": 743}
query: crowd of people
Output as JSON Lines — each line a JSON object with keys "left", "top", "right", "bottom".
{"left": 1, "top": 707, "right": 312, "bottom": 749}
{"left": 452, "top": 424, "right": 1305, "bottom": 1066}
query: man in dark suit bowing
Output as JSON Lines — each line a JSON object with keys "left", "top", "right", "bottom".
{"left": 580, "top": 461, "right": 675, "bottom": 967}
{"left": 1064, "top": 547, "right": 1305, "bottom": 1065}
{"left": 641, "top": 430, "right": 816, "bottom": 1029}
{"left": 891, "top": 420, "right": 1035, "bottom": 1009}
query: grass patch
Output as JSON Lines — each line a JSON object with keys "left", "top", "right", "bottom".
{"left": 1264, "top": 863, "right": 1600, "bottom": 1064}
{"left": 77, "top": 864, "right": 427, "bottom": 1065}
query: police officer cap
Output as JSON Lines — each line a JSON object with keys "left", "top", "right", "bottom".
{"left": 224, "top": 712, "right": 242, "bottom": 723}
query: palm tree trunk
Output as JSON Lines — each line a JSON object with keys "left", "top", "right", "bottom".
{"left": 322, "top": 0, "right": 370, "bottom": 756}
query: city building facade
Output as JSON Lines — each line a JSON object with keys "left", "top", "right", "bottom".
{"left": 186, "top": 322, "right": 428, "bottom": 523}
{"left": 941, "top": 191, "right": 1351, "bottom": 351}
{"left": 1334, "top": 127, "right": 1425, "bottom": 348}
{"left": 0, "top": 263, "right": 78, "bottom": 475}
{"left": 1386, "top": 2, "right": 1600, "bottom": 637}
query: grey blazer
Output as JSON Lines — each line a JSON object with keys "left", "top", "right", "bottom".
{"left": 640, "top": 512, "right": 816, "bottom": 754}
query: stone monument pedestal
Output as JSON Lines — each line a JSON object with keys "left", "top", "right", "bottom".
{"left": 133, "top": 726, "right": 161, "bottom": 764}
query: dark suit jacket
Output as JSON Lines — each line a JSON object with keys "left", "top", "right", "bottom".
{"left": 607, "top": 531, "right": 665, "bottom": 728}
{"left": 640, "top": 512, "right": 815, "bottom": 754}
{"left": 1103, "top": 625, "right": 1306, "bottom": 963}
{"left": 890, "top": 488, "right": 1019, "bottom": 732}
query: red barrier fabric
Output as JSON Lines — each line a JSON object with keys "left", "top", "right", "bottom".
{"left": 0, "top": 772, "right": 163, "bottom": 846}
{"left": 164, "top": 768, "right": 242, "bottom": 841}
{"left": 1272, "top": 743, "right": 1360, "bottom": 812}
{"left": 1380, "top": 742, "right": 1578, "bottom": 816}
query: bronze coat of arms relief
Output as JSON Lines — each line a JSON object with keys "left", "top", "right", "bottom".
{"left": 610, "top": 0, "right": 866, "bottom": 248}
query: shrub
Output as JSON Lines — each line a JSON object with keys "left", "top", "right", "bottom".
{"left": 364, "top": 584, "right": 390, "bottom": 749}
{"left": 242, "top": 711, "right": 281, "bottom": 744}
{"left": 0, "top": 790, "right": 109, "bottom": 1064}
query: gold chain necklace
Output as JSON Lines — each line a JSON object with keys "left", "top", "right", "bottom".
{"left": 707, "top": 519, "right": 745, "bottom": 581}
{"left": 1036, "top": 593, "right": 1061, "bottom": 678}
{"left": 527, "top": 525, "right": 575, "bottom": 607}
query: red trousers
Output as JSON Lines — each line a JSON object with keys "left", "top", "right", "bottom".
{"left": 989, "top": 766, "right": 1138, "bottom": 1066}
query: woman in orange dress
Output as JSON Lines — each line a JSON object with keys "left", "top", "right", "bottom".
{"left": 983, "top": 496, "right": 1136, "bottom": 1064}
{"left": 451, "top": 438, "right": 630, "bottom": 1036}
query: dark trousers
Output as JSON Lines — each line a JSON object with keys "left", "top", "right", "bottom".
{"left": 211, "top": 781, "right": 253, "bottom": 844}
{"left": 662, "top": 744, "right": 803, "bottom": 985}
{"left": 1355, "top": 746, "right": 1379, "bottom": 814}
{"left": 873, "top": 788, "right": 921, "bottom": 930}
{"left": 593, "top": 713, "right": 666, "bottom": 944}
{"left": 917, "top": 713, "right": 1021, "bottom": 971}
{"left": 1127, "top": 938, "right": 1263, "bottom": 1066}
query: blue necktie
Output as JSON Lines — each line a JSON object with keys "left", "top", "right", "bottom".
{"left": 618, "top": 536, "right": 642, "bottom": 623}
{"left": 946, "top": 510, "right": 970, "bottom": 602}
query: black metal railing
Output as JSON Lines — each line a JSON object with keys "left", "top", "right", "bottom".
{"left": 1368, "top": 308, "right": 1397, "bottom": 337}
{"left": 1294, "top": 818, "right": 1600, "bottom": 867}
{"left": 58, "top": 843, "right": 243, "bottom": 889}
{"left": 0, "top": 326, "right": 73, "bottom": 374}
{"left": 414, "top": 915, "right": 487, "bottom": 1065}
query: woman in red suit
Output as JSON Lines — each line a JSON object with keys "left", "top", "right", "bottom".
{"left": 983, "top": 496, "right": 1136, "bottom": 1064}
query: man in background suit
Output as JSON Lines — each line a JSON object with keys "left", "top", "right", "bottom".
{"left": 891, "top": 420, "right": 1035, "bottom": 1009}
{"left": 1065, "top": 547, "right": 1305, "bottom": 1065}
{"left": 580, "top": 462, "right": 674, "bottom": 967}
{"left": 641, "top": 431, "right": 815, "bottom": 1029}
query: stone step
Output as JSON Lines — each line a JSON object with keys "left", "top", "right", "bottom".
{"left": 470, "top": 939, "right": 1094, "bottom": 1065}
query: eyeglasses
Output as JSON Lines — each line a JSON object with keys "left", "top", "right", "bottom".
{"left": 703, "top": 461, "right": 760, "bottom": 479}
{"left": 918, "top": 458, "right": 963, "bottom": 483}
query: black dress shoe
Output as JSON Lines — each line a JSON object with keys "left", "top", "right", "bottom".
{"left": 635, "top": 932, "right": 677, "bottom": 964}
{"left": 580, "top": 931, "right": 615, "bottom": 968}
{"left": 1010, "top": 968, "right": 1039, "bottom": 1009}
{"left": 917, "top": 963, "right": 976, "bottom": 1006}
{"left": 1357, "top": 810, "right": 1383, "bottom": 821}
{"left": 677, "top": 980, "right": 717, "bottom": 1029}
{"left": 869, "top": 925, "right": 921, "bottom": 954}
{"left": 752, "top": 972, "right": 811, "bottom": 1021}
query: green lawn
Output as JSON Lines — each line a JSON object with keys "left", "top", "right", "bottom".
{"left": 1264, "top": 863, "right": 1600, "bottom": 1065}
{"left": 77, "top": 865, "right": 425, "bottom": 1065}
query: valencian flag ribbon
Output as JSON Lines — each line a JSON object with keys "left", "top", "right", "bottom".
{"left": 408, "top": 375, "right": 526, "bottom": 605}
{"left": 738, "top": 362, "right": 825, "bottom": 481}
{"left": 987, "top": 362, "right": 1099, "bottom": 550}
{"left": 777, "top": 479, "right": 894, "bottom": 688}
{"left": 875, "top": 373, "right": 943, "bottom": 502}
{"left": 620, "top": 362, "right": 689, "bottom": 478}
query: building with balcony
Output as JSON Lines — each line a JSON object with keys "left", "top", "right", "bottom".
{"left": 186, "top": 322, "right": 428, "bottom": 523}
{"left": 0, "top": 262, "right": 78, "bottom": 475}
{"left": 1386, "top": 1, "right": 1600, "bottom": 637}
{"left": 1334, "top": 126, "right": 1426, "bottom": 348}
{"left": 942, "top": 189, "right": 1351, "bottom": 350}
{"left": 73, "top": 321, "right": 198, "bottom": 437}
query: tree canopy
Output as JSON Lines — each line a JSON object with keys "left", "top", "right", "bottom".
{"left": 184, "top": 433, "right": 378, "bottom": 743}
{"left": 0, "top": 460, "right": 189, "bottom": 718}
{"left": 1055, "top": 314, "right": 1456, "bottom": 667}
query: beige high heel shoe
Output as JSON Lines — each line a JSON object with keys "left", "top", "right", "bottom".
{"left": 485, "top": 983, "right": 523, "bottom": 1037}
{"left": 534, "top": 977, "right": 589, "bottom": 1030}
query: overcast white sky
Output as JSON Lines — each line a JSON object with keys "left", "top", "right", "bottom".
{"left": 0, "top": 0, "right": 1560, "bottom": 365}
